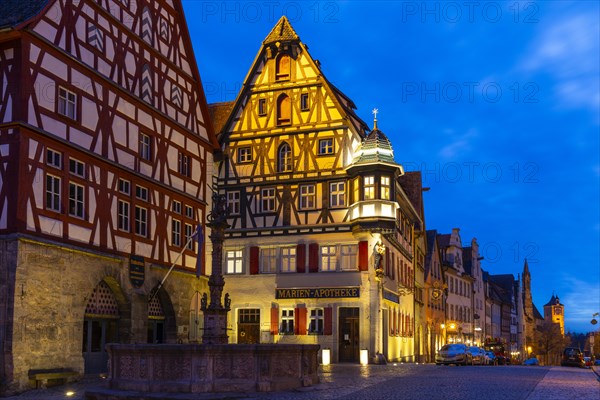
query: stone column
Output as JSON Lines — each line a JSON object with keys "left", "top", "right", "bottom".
{"left": 202, "top": 192, "right": 230, "bottom": 344}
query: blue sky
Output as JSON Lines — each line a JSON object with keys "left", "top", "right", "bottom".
{"left": 182, "top": 1, "right": 600, "bottom": 333}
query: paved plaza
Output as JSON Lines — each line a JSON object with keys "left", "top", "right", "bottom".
{"left": 4, "top": 364, "right": 599, "bottom": 400}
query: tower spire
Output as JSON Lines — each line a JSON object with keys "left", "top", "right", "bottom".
{"left": 372, "top": 108, "right": 378, "bottom": 130}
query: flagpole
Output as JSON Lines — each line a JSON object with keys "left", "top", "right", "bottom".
{"left": 148, "top": 230, "right": 198, "bottom": 303}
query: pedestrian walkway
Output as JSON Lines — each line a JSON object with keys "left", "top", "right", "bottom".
{"left": 525, "top": 366, "right": 600, "bottom": 400}
{"left": 3, "top": 364, "right": 599, "bottom": 400}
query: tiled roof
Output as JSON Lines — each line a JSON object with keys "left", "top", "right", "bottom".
{"left": 489, "top": 274, "right": 516, "bottom": 304}
{"left": 437, "top": 234, "right": 451, "bottom": 248}
{"left": 398, "top": 171, "right": 424, "bottom": 221}
{"left": 263, "top": 16, "right": 299, "bottom": 44}
{"left": 0, "top": 0, "right": 49, "bottom": 29}
{"left": 544, "top": 294, "right": 562, "bottom": 307}
{"left": 352, "top": 127, "right": 398, "bottom": 166}
{"left": 208, "top": 101, "right": 235, "bottom": 136}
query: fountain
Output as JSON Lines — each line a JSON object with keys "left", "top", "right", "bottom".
{"left": 86, "top": 193, "right": 319, "bottom": 399}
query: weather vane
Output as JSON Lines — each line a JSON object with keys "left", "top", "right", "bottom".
{"left": 372, "top": 108, "right": 379, "bottom": 129}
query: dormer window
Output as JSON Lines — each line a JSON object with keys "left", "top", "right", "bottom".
{"left": 276, "top": 94, "right": 291, "bottom": 125}
{"left": 278, "top": 142, "right": 292, "bottom": 173}
{"left": 276, "top": 54, "right": 290, "bottom": 81}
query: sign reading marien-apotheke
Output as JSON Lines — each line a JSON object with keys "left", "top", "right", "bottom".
{"left": 275, "top": 287, "right": 360, "bottom": 299}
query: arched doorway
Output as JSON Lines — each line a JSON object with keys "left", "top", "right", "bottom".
{"left": 83, "top": 281, "right": 120, "bottom": 374}
{"left": 147, "top": 295, "right": 165, "bottom": 343}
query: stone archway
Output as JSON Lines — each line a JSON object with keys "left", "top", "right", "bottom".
{"left": 148, "top": 287, "right": 176, "bottom": 343}
{"left": 82, "top": 280, "right": 120, "bottom": 374}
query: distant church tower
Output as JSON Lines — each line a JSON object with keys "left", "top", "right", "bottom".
{"left": 522, "top": 260, "right": 535, "bottom": 346}
{"left": 544, "top": 293, "right": 564, "bottom": 335}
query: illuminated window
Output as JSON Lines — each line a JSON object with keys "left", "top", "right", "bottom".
{"left": 364, "top": 176, "right": 375, "bottom": 200}
{"left": 276, "top": 94, "right": 291, "bottom": 125}
{"left": 275, "top": 54, "right": 290, "bottom": 81}
{"left": 261, "top": 188, "right": 276, "bottom": 212}
{"left": 299, "top": 184, "right": 315, "bottom": 209}
{"left": 260, "top": 247, "right": 277, "bottom": 274}
{"left": 280, "top": 309, "right": 294, "bottom": 334}
{"left": 381, "top": 176, "right": 391, "bottom": 200}
{"left": 308, "top": 308, "right": 324, "bottom": 334}
{"left": 278, "top": 142, "right": 292, "bottom": 172}
{"left": 340, "top": 244, "right": 358, "bottom": 271}
{"left": 321, "top": 245, "right": 336, "bottom": 272}
{"left": 225, "top": 249, "right": 243, "bottom": 274}
{"left": 46, "top": 174, "right": 61, "bottom": 211}
{"left": 281, "top": 247, "right": 296, "bottom": 273}
{"left": 330, "top": 181, "right": 345, "bottom": 207}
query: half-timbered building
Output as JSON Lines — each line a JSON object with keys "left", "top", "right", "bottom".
{"left": 211, "top": 17, "right": 422, "bottom": 364}
{"left": 0, "top": 0, "right": 218, "bottom": 392}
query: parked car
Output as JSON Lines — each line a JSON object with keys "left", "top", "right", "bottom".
{"left": 485, "top": 351, "right": 498, "bottom": 365}
{"left": 594, "top": 359, "right": 600, "bottom": 366}
{"left": 468, "top": 346, "right": 486, "bottom": 365}
{"left": 523, "top": 357, "right": 540, "bottom": 366}
{"left": 583, "top": 357, "right": 592, "bottom": 368}
{"left": 561, "top": 347, "right": 585, "bottom": 368}
{"left": 436, "top": 344, "right": 473, "bottom": 366}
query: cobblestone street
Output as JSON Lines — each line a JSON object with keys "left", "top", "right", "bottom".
{"left": 6, "top": 364, "right": 599, "bottom": 400}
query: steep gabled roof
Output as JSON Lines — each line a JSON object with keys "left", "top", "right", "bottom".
{"left": 398, "top": 171, "right": 424, "bottom": 222}
{"left": 216, "top": 16, "right": 369, "bottom": 143}
{"left": 263, "top": 16, "right": 300, "bottom": 44}
{"left": 0, "top": 0, "right": 50, "bottom": 29}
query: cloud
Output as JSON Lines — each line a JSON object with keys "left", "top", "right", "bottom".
{"left": 438, "top": 128, "right": 478, "bottom": 160}
{"left": 520, "top": 13, "right": 600, "bottom": 113}
{"left": 559, "top": 275, "right": 600, "bottom": 332}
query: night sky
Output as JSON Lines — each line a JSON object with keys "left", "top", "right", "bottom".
{"left": 181, "top": 1, "right": 600, "bottom": 333}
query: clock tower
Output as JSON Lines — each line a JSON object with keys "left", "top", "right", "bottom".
{"left": 543, "top": 293, "right": 565, "bottom": 335}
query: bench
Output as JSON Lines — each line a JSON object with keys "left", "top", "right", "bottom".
{"left": 28, "top": 368, "right": 78, "bottom": 389}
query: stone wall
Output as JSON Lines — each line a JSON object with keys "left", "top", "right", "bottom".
{"left": 0, "top": 236, "right": 208, "bottom": 395}
{"left": 91, "top": 343, "right": 319, "bottom": 395}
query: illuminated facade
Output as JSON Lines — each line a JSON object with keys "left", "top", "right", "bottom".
{"left": 544, "top": 294, "right": 565, "bottom": 335}
{"left": 211, "top": 17, "right": 422, "bottom": 363}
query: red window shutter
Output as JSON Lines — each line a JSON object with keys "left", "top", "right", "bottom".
{"left": 249, "top": 246, "right": 259, "bottom": 275}
{"left": 270, "top": 306, "right": 279, "bottom": 335}
{"left": 308, "top": 243, "right": 319, "bottom": 273}
{"left": 324, "top": 307, "right": 332, "bottom": 335}
{"left": 297, "top": 244, "right": 306, "bottom": 273}
{"left": 297, "top": 307, "right": 307, "bottom": 335}
{"left": 358, "top": 241, "right": 368, "bottom": 271}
